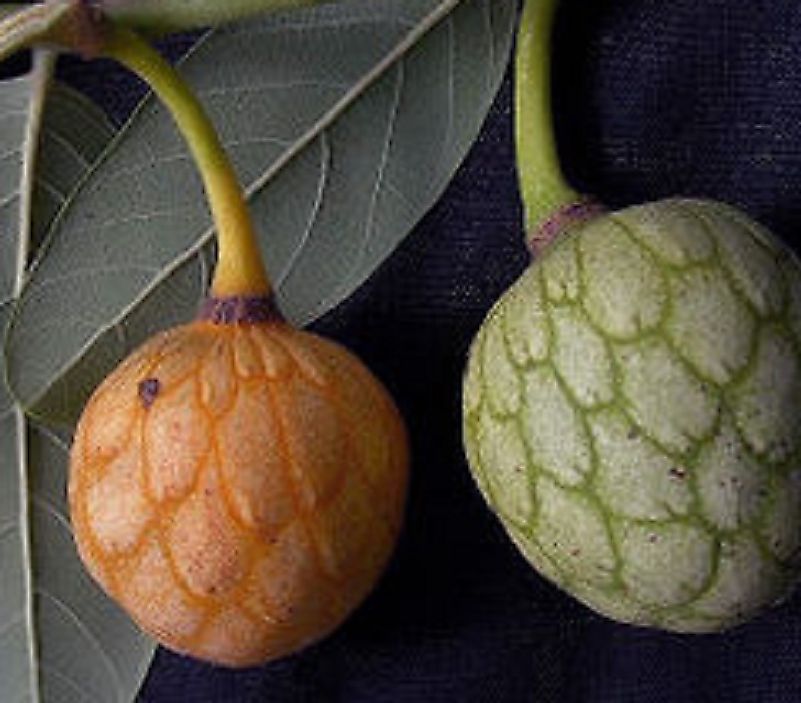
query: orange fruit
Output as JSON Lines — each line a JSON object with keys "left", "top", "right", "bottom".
{"left": 68, "top": 297, "right": 408, "bottom": 667}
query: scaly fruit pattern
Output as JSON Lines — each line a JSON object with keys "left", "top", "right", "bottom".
{"left": 69, "top": 310, "right": 408, "bottom": 667}
{"left": 463, "top": 198, "right": 801, "bottom": 632}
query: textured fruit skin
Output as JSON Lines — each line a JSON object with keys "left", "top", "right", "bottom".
{"left": 463, "top": 198, "right": 801, "bottom": 632}
{"left": 69, "top": 318, "right": 408, "bottom": 667}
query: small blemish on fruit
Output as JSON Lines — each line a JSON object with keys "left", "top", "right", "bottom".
{"left": 138, "top": 378, "right": 161, "bottom": 409}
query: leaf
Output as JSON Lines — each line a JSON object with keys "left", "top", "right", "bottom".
{"left": 103, "top": 0, "right": 320, "bottom": 34}
{"left": 6, "top": 0, "right": 517, "bottom": 425}
{"left": 0, "top": 55, "right": 155, "bottom": 703}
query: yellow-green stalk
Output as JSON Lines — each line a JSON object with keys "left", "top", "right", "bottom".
{"left": 103, "top": 28, "right": 271, "bottom": 298}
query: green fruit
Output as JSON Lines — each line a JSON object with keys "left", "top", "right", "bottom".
{"left": 463, "top": 197, "right": 801, "bottom": 632}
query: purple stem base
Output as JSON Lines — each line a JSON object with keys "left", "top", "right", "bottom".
{"left": 198, "top": 294, "right": 283, "bottom": 325}
{"left": 528, "top": 198, "right": 606, "bottom": 257}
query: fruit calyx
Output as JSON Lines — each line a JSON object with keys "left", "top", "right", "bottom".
{"left": 199, "top": 294, "right": 284, "bottom": 325}
{"left": 56, "top": 0, "right": 107, "bottom": 58}
{"left": 527, "top": 196, "right": 606, "bottom": 256}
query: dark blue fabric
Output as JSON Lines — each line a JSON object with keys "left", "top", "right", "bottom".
{"left": 48, "top": 0, "right": 801, "bottom": 700}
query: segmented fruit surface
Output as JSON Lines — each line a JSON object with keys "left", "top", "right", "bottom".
{"left": 69, "top": 319, "right": 408, "bottom": 667}
{"left": 463, "top": 198, "right": 801, "bottom": 631}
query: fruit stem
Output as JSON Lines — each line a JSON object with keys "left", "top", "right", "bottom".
{"left": 515, "top": 0, "right": 582, "bottom": 237}
{"left": 103, "top": 27, "right": 272, "bottom": 297}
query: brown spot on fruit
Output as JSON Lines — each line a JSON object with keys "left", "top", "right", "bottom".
{"left": 138, "top": 378, "right": 161, "bottom": 409}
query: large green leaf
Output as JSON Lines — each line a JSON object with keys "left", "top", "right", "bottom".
{"left": 0, "top": 55, "right": 154, "bottom": 703}
{"left": 6, "top": 0, "right": 517, "bottom": 425}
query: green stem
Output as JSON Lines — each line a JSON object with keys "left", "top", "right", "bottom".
{"left": 515, "top": 0, "right": 579, "bottom": 233}
{"left": 101, "top": 0, "right": 321, "bottom": 35}
{"left": 103, "top": 28, "right": 271, "bottom": 298}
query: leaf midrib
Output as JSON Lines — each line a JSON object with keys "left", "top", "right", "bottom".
{"left": 14, "top": 50, "right": 57, "bottom": 703}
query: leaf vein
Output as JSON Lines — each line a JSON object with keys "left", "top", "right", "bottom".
{"left": 36, "top": 589, "right": 126, "bottom": 700}
{"left": 42, "top": 127, "right": 92, "bottom": 170}
{"left": 0, "top": 614, "right": 25, "bottom": 640}
{"left": 219, "top": 15, "right": 416, "bottom": 38}
{"left": 38, "top": 663, "right": 94, "bottom": 703}
{"left": 31, "top": 265, "right": 161, "bottom": 293}
{"left": 358, "top": 62, "right": 405, "bottom": 271}
{"left": 0, "top": 107, "right": 28, "bottom": 120}
{"left": 48, "top": 85, "right": 115, "bottom": 138}
{"left": 33, "top": 421, "right": 70, "bottom": 454}
{"left": 34, "top": 175, "right": 67, "bottom": 204}
{"left": 85, "top": 204, "right": 202, "bottom": 234}
{"left": 383, "top": 178, "right": 416, "bottom": 212}
{"left": 224, "top": 135, "right": 293, "bottom": 150}
{"left": 274, "top": 132, "right": 330, "bottom": 289}
{"left": 32, "top": 494, "right": 71, "bottom": 535}
{"left": 0, "top": 188, "right": 20, "bottom": 210}
{"left": 15, "top": 53, "right": 56, "bottom": 703}
{"left": 0, "top": 520, "right": 18, "bottom": 542}
{"left": 0, "top": 147, "right": 22, "bottom": 164}
{"left": 197, "top": 79, "right": 352, "bottom": 99}
{"left": 90, "top": 153, "right": 195, "bottom": 182}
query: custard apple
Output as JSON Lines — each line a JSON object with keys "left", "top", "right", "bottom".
{"left": 463, "top": 198, "right": 801, "bottom": 632}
